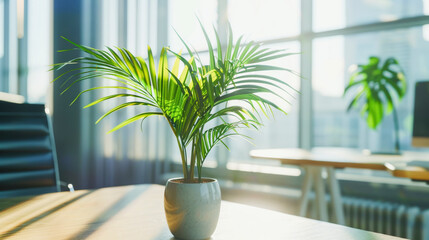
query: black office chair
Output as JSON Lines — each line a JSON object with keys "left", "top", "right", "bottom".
{"left": 0, "top": 99, "right": 71, "bottom": 198}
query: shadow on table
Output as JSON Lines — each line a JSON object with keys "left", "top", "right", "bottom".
{"left": 0, "top": 195, "right": 35, "bottom": 212}
{"left": 68, "top": 185, "right": 148, "bottom": 240}
{"left": 0, "top": 191, "right": 94, "bottom": 239}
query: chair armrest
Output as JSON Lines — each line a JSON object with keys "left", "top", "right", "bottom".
{"left": 60, "top": 181, "right": 75, "bottom": 192}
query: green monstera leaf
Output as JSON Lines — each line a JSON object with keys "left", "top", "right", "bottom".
{"left": 344, "top": 56, "right": 406, "bottom": 152}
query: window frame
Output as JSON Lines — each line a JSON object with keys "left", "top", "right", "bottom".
{"left": 166, "top": 0, "right": 429, "bottom": 191}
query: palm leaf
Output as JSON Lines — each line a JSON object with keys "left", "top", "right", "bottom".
{"left": 108, "top": 112, "right": 163, "bottom": 133}
{"left": 55, "top": 21, "right": 298, "bottom": 182}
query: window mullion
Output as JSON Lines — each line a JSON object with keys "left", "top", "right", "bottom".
{"left": 299, "top": 0, "right": 313, "bottom": 150}
{"left": 216, "top": 0, "right": 228, "bottom": 170}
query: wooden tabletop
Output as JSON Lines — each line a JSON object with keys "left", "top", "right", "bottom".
{"left": 0, "top": 184, "right": 404, "bottom": 240}
{"left": 385, "top": 162, "right": 429, "bottom": 181}
{"left": 250, "top": 147, "right": 429, "bottom": 170}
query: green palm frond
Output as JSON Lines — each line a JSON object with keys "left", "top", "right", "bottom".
{"left": 54, "top": 21, "right": 298, "bottom": 182}
{"left": 168, "top": 22, "right": 299, "bottom": 180}
{"left": 54, "top": 37, "right": 201, "bottom": 178}
{"left": 200, "top": 121, "right": 254, "bottom": 160}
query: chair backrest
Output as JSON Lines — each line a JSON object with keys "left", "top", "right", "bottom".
{"left": 0, "top": 100, "right": 60, "bottom": 198}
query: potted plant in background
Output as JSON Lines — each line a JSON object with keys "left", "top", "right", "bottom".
{"left": 54, "top": 22, "right": 297, "bottom": 239}
{"left": 344, "top": 56, "right": 406, "bottom": 154}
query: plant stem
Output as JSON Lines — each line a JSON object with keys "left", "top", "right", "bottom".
{"left": 197, "top": 152, "right": 202, "bottom": 183}
{"left": 166, "top": 120, "right": 188, "bottom": 179}
{"left": 392, "top": 105, "right": 400, "bottom": 153}
{"left": 188, "top": 139, "right": 196, "bottom": 182}
{"left": 197, "top": 131, "right": 203, "bottom": 183}
{"left": 179, "top": 139, "right": 188, "bottom": 180}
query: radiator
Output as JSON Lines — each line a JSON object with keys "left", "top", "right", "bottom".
{"left": 342, "top": 197, "right": 429, "bottom": 240}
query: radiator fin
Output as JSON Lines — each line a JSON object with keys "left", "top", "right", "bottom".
{"left": 342, "top": 197, "right": 427, "bottom": 240}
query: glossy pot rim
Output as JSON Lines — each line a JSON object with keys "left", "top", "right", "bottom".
{"left": 167, "top": 177, "right": 218, "bottom": 184}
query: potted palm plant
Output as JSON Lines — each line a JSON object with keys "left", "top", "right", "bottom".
{"left": 54, "top": 23, "right": 297, "bottom": 239}
{"left": 344, "top": 56, "right": 406, "bottom": 153}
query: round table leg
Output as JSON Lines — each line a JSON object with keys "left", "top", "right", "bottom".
{"left": 314, "top": 167, "right": 328, "bottom": 221}
{"left": 327, "top": 167, "right": 345, "bottom": 225}
{"left": 299, "top": 166, "right": 314, "bottom": 217}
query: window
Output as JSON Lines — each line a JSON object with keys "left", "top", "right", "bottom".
{"left": 3, "top": 0, "right": 429, "bottom": 184}
{"left": 227, "top": 42, "right": 301, "bottom": 166}
{"left": 312, "top": 18, "right": 429, "bottom": 154}
{"left": 167, "top": 0, "right": 302, "bottom": 171}
{"left": 27, "top": 0, "right": 52, "bottom": 103}
{"left": 313, "top": 0, "right": 428, "bottom": 32}
{"left": 226, "top": 1, "right": 301, "bottom": 169}
{"left": 168, "top": 0, "right": 218, "bottom": 51}
{"left": 228, "top": 0, "right": 300, "bottom": 40}
{"left": 0, "top": 0, "right": 18, "bottom": 94}
{"left": 167, "top": 1, "right": 219, "bottom": 166}
{"left": 163, "top": 0, "right": 429, "bottom": 179}
{"left": 0, "top": 0, "right": 52, "bottom": 103}
{"left": 0, "top": 0, "right": 4, "bottom": 87}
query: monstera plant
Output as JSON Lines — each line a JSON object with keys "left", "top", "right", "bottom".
{"left": 54, "top": 22, "right": 297, "bottom": 239}
{"left": 344, "top": 56, "right": 406, "bottom": 153}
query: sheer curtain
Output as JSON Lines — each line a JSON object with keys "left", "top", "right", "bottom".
{"left": 53, "top": 0, "right": 173, "bottom": 189}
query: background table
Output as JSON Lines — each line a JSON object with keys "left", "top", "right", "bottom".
{"left": 385, "top": 162, "right": 429, "bottom": 182}
{"left": 250, "top": 148, "right": 429, "bottom": 225}
{"left": 0, "top": 184, "right": 403, "bottom": 239}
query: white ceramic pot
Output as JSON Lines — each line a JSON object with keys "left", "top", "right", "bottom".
{"left": 164, "top": 177, "right": 221, "bottom": 240}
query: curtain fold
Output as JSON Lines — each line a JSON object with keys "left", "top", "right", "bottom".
{"left": 53, "top": 0, "right": 172, "bottom": 190}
